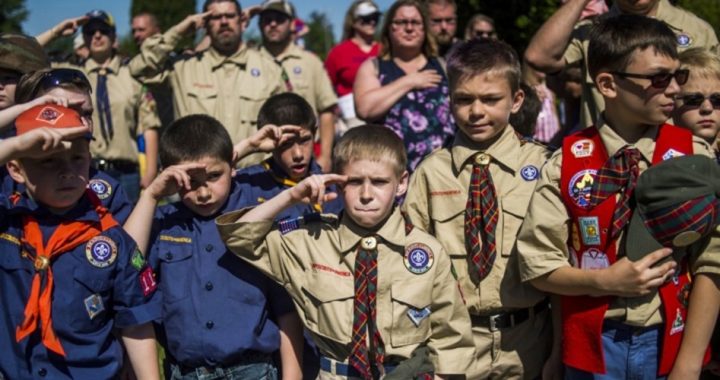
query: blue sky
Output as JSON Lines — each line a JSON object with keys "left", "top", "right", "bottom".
{"left": 22, "top": 0, "right": 394, "bottom": 43}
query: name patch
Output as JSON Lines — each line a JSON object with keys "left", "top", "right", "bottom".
{"left": 311, "top": 263, "right": 351, "bottom": 277}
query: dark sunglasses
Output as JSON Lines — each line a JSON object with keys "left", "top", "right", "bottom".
{"left": 83, "top": 25, "right": 114, "bottom": 37}
{"left": 357, "top": 14, "right": 380, "bottom": 25}
{"left": 611, "top": 69, "right": 689, "bottom": 89}
{"left": 678, "top": 93, "right": 720, "bottom": 109}
{"left": 30, "top": 69, "right": 92, "bottom": 98}
{"left": 260, "top": 12, "right": 290, "bottom": 25}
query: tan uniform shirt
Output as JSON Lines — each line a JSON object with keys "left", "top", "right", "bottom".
{"left": 58, "top": 56, "right": 161, "bottom": 162}
{"left": 515, "top": 118, "right": 720, "bottom": 327}
{"left": 129, "top": 26, "right": 285, "bottom": 166}
{"left": 404, "top": 127, "right": 550, "bottom": 316}
{"left": 260, "top": 44, "right": 337, "bottom": 113}
{"left": 216, "top": 208, "right": 475, "bottom": 375}
{"left": 563, "top": 0, "right": 719, "bottom": 128}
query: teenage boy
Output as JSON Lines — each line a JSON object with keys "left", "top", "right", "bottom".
{"left": 217, "top": 125, "right": 475, "bottom": 379}
{"left": 672, "top": 48, "right": 720, "bottom": 160}
{"left": 236, "top": 93, "right": 343, "bottom": 221}
{"left": 0, "top": 104, "right": 159, "bottom": 379}
{"left": 403, "top": 38, "right": 552, "bottom": 380}
{"left": 515, "top": 15, "right": 720, "bottom": 379}
{"left": 123, "top": 115, "right": 303, "bottom": 379}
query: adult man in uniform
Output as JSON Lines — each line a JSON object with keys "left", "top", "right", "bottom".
{"left": 525, "top": 0, "right": 719, "bottom": 128}
{"left": 132, "top": 12, "right": 161, "bottom": 47}
{"left": 426, "top": 0, "right": 459, "bottom": 57}
{"left": 129, "top": 0, "right": 285, "bottom": 167}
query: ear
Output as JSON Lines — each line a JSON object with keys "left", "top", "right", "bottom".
{"left": 510, "top": 88, "right": 525, "bottom": 114}
{"left": 396, "top": 170, "right": 409, "bottom": 198}
{"left": 6, "top": 161, "right": 26, "bottom": 185}
{"left": 596, "top": 72, "right": 617, "bottom": 99}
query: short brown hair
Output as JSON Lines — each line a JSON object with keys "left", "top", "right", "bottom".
{"left": 464, "top": 13, "right": 494, "bottom": 40}
{"left": 15, "top": 68, "right": 91, "bottom": 104}
{"left": 446, "top": 38, "right": 522, "bottom": 93}
{"left": 379, "top": 0, "right": 437, "bottom": 59}
{"left": 587, "top": 14, "right": 678, "bottom": 81}
{"left": 679, "top": 47, "right": 720, "bottom": 81}
{"left": 333, "top": 125, "right": 407, "bottom": 176}
{"left": 257, "top": 93, "right": 317, "bottom": 134}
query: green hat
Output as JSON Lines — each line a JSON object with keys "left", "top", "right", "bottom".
{"left": 260, "top": 0, "right": 295, "bottom": 18}
{"left": 0, "top": 33, "right": 50, "bottom": 74}
{"left": 626, "top": 155, "right": 720, "bottom": 262}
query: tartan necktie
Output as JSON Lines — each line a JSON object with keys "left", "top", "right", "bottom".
{"left": 274, "top": 59, "right": 294, "bottom": 92}
{"left": 95, "top": 68, "right": 114, "bottom": 143}
{"left": 350, "top": 236, "right": 385, "bottom": 380}
{"left": 465, "top": 153, "right": 499, "bottom": 282}
{"left": 588, "top": 146, "right": 641, "bottom": 240}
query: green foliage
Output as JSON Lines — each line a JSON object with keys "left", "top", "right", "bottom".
{"left": 0, "top": 0, "right": 27, "bottom": 33}
{"left": 304, "top": 11, "right": 335, "bottom": 60}
{"left": 675, "top": 0, "right": 720, "bottom": 39}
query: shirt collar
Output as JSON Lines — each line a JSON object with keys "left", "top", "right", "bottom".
{"left": 596, "top": 115, "right": 658, "bottom": 162}
{"left": 609, "top": 0, "right": 679, "bottom": 29}
{"left": 10, "top": 192, "right": 101, "bottom": 223}
{"left": 451, "top": 125, "right": 521, "bottom": 174}
{"left": 338, "top": 207, "right": 406, "bottom": 254}
{"left": 261, "top": 43, "right": 302, "bottom": 63}
{"left": 86, "top": 55, "right": 121, "bottom": 74}
{"left": 208, "top": 44, "right": 249, "bottom": 71}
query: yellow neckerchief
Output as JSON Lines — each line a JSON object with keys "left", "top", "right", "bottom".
{"left": 262, "top": 161, "right": 322, "bottom": 212}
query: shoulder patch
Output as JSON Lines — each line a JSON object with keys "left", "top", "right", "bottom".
{"left": 88, "top": 179, "right": 113, "bottom": 200}
{"left": 404, "top": 243, "right": 434, "bottom": 274}
{"left": 85, "top": 236, "right": 118, "bottom": 268}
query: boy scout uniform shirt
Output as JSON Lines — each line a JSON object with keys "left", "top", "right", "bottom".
{"left": 515, "top": 118, "right": 720, "bottom": 327}
{"left": 563, "top": 0, "right": 719, "bottom": 128}
{"left": 129, "top": 27, "right": 285, "bottom": 167}
{"left": 0, "top": 193, "right": 158, "bottom": 379}
{"left": 235, "top": 159, "right": 344, "bottom": 222}
{"left": 403, "top": 126, "right": 550, "bottom": 315}
{"left": 259, "top": 44, "right": 338, "bottom": 113}
{"left": 59, "top": 56, "right": 161, "bottom": 163}
{"left": 147, "top": 180, "right": 294, "bottom": 368}
{"left": 216, "top": 207, "right": 475, "bottom": 375}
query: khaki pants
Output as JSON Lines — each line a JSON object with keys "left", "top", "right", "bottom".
{"left": 467, "top": 308, "right": 552, "bottom": 380}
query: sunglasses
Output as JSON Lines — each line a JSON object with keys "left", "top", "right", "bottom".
{"left": 260, "top": 12, "right": 289, "bottom": 25}
{"left": 611, "top": 69, "right": 689, "bottom": 89}
{"left": 83, "top": 25, "right": 114, "bottom": 37}
{"left": 357, "top": 14, "right": 380, "bottom": 25}
{"left": 678, "top": 93, "right": 720, "bottom": 109}
{"left": 30, "top": 69, "right": 92, "bottom": 99}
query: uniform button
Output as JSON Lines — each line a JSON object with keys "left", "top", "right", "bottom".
{"left": 206, "top": 320, "right": 214, "bottom": 329}
{"left": 165, "top": 252, "right": 173, "bottom": 260}
{"left": 205, "top": 244, "right": 213, "bottom": 252}
{"left": 360, "top": 236, "right": 377, "bottom": 250}
{"left": 205, "top": 282, "right": 214, "bottom": 291}
{"left": 475, "top": 153, "right": 491, "bottom": 165}
{"left": 38, "top": 368, "right": 47, "bottom": 377}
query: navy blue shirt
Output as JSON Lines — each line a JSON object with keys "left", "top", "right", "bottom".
{"left": 235, "top": 159, "right": 344, "bottom": 220}
{"left": 147, "top": 181, "right": 295, "bottom": 367}
{"left": 0, "top": 193, "right": 158, "bottom": 379}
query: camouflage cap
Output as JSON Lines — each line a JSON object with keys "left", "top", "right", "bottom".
{"left": 0, "top": 33, "right": 51, "bottom": 74}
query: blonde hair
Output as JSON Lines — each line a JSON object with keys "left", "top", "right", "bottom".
{"left": 333, "top": 124, "right": 407, "bottom": 176}
{"left": 679, "top": 47, "right": 720, "bottom": 81}
{"left": 342, "top": 0, "right": 381, "bottom": 41}
{"left": 379, "top": 0, "right": 437, "bottom": 59}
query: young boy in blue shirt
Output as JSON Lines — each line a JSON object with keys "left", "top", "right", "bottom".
{"left": 235, "top": 92, "right": 343, "bottom": 220}
{"left": 0, "top": 104, "right": 159, "bottom": 379}
{"left": 124, "top": 114, "right": 303, "bottom": 379}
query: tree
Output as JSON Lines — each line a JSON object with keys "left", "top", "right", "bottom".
{"left": 675, "top": 0, "right": 720, "bottom": 40}
{"left": 304, "top": 11, "right": 335, "bottom": 60}
{"left": 0, "top": 0, "right": 27, "bottom": 33}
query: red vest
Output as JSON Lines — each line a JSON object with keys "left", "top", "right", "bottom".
{"left": 559, "top": 124, "right": 702, "bottom": 375}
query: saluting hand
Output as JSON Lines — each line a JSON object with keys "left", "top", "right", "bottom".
{"left": 177, "top": 11, "right": 212, "bottom": 35}
{"left": 12, "top": 125, "right": 92, "bottom": 159}
{"left": 601, "top": 248, "right": 676, "bottom": 297}
{"left": 51, "top": 16, "right": 89, "bottom": 38}
{"left": 232, "top": 124, "right": 303, "bottom": 165}
{"left": 289, "top": 174, "right": 346, "bottom": 206}
{"left": 144, "top": 163, "right": 206, "bottom": 200}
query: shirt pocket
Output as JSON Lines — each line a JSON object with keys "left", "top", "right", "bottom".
{"left": 500, "top": 194, "right": 531, "bottom": 257}
{"left": 157, "top": 243, "right": 194, "bottom": 304}
{"left": 69, "top": 267, "right": 113, "bottom": 332}
{"left": 302, "top": 271, "right": 354, "bottom": 343}
{"left": 237, "top": 84, "right": 271, "bottom": 128}
{"left": 429, "top": 195, "right": 466, "bottom": 256}
{"left": 186, "top": 86, "right": 218, "bottom": 114}
{"left": 390, "top": 279, "right": 433, "bottom": 347}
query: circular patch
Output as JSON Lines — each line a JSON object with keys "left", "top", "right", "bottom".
{"left": 293, "top": 66, "right": 302, "bottom": 74}
{"left": 673, "top": 231, "right": 701, "bottom": 247}
{"left": 251, "top": 68, "right": 261, "bottom": 77}
{"left": 568, "top": 169, "right": 597, "bottom": 208}
{"left": 677, "top": 34, "right": 691, "bottom": 47}
{"left": 85, "top": 236, "right": 117, "bottom": 268}
{"left": 520, "top": 165, "right": 539, "bottom": 181}
{"left": 88, "top": 179, "right": 112, "bottom": 200}
{"left": 404, "top": 243, "right": 434, "bottom": 274}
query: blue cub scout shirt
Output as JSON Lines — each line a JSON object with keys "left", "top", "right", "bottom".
{"left": 147, "top": 181, "right": 295, "bottom": 368}
{"left": 0, "top": 193, "right": 158, "bottom": 380}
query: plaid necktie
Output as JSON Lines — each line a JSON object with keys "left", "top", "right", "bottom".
{"left": 350, "top": 236, "right": 385, "bottom": 380}
{"left": 95, "top": 68, "right": 114, "bottom": 143}
{"left": 274, "top": 59, "right": 294, "bottom": 92}
{"left": 588, "top": 146, "right": 641, "bottom": 240}
{"left": 465, "top": 153, "right": 499, "bottom": 282}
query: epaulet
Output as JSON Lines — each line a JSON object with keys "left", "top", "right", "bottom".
{"left": 276, "top": 212, "right": 338, "bottom": 235}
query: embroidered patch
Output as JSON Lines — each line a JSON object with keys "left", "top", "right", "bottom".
{"left": 88, "top": 179, "right": 112, "bottom": 200}
{"left": 84, "top": 293, "right": 104, "bottom": 319}
{"left": 520, "top": 165, "right": 539, "bottom": 181}
{"left": 407, "top": 307, "right": 431, "bottom": 327}
{"left": 251, "top": 68, "right": 261, "bottom": 77}
{"left": 293, "top": 66, "right": 302, "bottom": 74}
{"left": 139, "top": 266, "right": 157, "bottom": 297}
{"left": 0, "top": 232, "right": 20, "bottom": 246}
{"left": 568, "top": 169, "right": 597, "bottom": 208}
{"left": 278, "top": 218, "right": 300, "bottom": 234}
{"left": 37, "top": 106, "right": 63, "bottom": 124}
{"left": 571, "top": 139, "right": 594, "bottom": 158}
{"left": 580, "top": 248, "right": 609, "bottom": 270}
{"left": 158, "top": 235, "right": 192, "bottom": 244}
{"left": 404, "top": 243, "right": 434, "bottom": 274}
{"left": 85, "top": 236, "right": 117, "bottom": 268}
{"left": 662, "top": 148, "right": 685, "bottom": 161}
{"left": 130, "top": 249, "right": 145, "bottom": 271}
{"left": 670, "top": 308, "right": 685, "bottom": 335}
{"left": 678, "top": 283, "right": 691, "bottom": 308}
{"left": 578, "top": 217, "right": 601, "bottom": 246}
{"left": 676, "top": 34, "right": 691, "bottom": 47}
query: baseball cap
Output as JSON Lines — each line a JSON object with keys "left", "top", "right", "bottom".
{"left": 626, "top": 155, "right": 720, "bottom": 262}
{"left": 0, "top": 33, "right": 51, "bottom": 74}
{"left": 15, "top": 104, "right": 88, "bottom": 138}
{"left": 83, "top": 10, "right": 116, "bottom": 33}
{"left": 260, "top": 0, "right": 295, "bottom": 18}
{"left": 354, "top": 1, "right": 380, "bottom": 18}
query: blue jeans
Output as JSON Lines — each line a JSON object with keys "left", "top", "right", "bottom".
{"left": 565, "top": 320, "right": 666, "bottom": 380}
{"left": 169, "top": 361, "right": 277, "bottom": 380}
